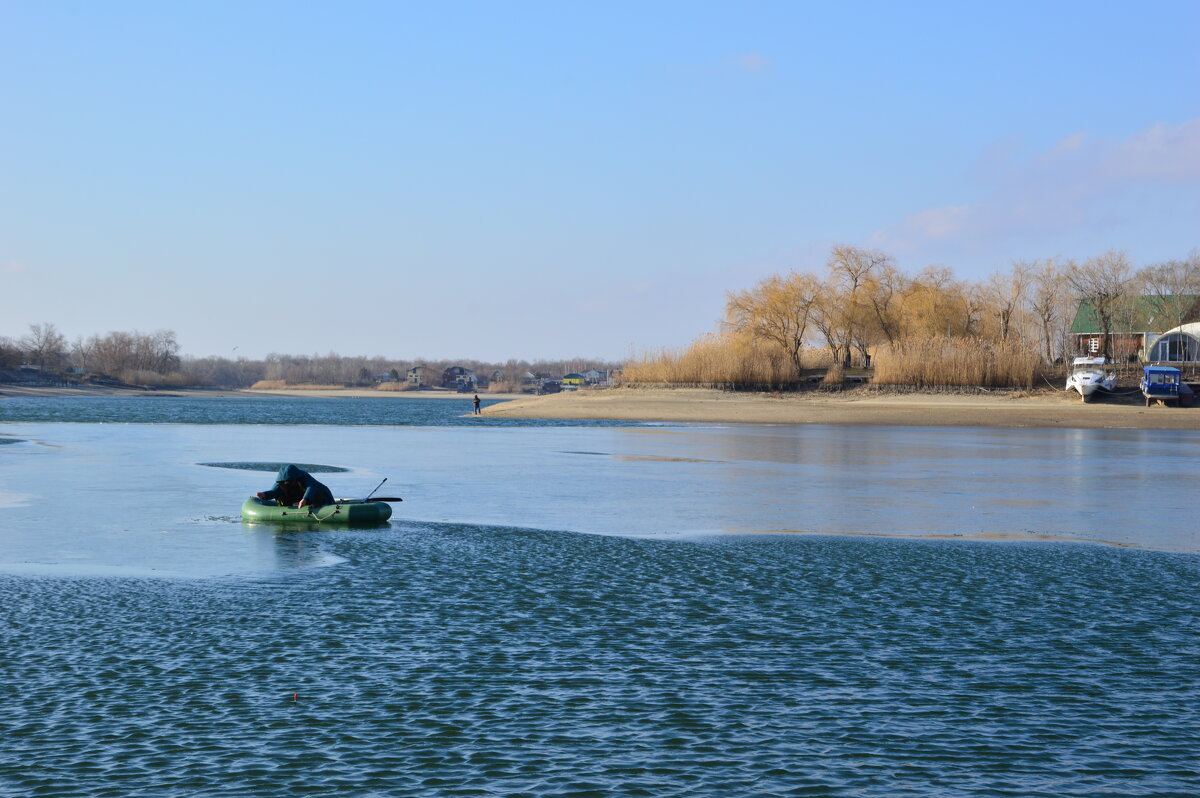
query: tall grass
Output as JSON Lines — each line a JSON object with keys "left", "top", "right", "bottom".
{"left": 623, "top": 334, "right": 827, "bottom": 389}
{"left": 872, "top": 337, "right": 1049, "bottom": 388}
{"left": 249, "top": 380, "right": 348, "bottom": 390}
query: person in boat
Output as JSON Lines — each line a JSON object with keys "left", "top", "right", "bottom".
{"left": 256, "top": 464, "right": 334, "bottom": 509}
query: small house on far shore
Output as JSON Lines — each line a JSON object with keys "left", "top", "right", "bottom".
{"left": 562, "top": 373, "right": 585, "bottom": 387}
{"left": 407, "top": 365, "right": 425, "bottom": 386}
{"left": 442, "top": 366, "right": 476, "bottom": 390}
{"left": 1070, "top": 295, "right": 1200, "bottom": 361}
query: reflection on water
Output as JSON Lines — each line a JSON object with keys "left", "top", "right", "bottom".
{"left": 248, "top": 527, "right": 349, "bottom": 570}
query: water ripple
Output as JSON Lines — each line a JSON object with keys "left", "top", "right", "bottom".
{"left": 0, "top": 529, "right": 1196, "bottom": 796}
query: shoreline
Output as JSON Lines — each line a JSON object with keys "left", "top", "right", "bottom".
{"left": 481, "top": 387, "right": 1200, "bottom": 431}
{"left": 3, "top": 383, "right": 1197, "bottom": 430}
{"left": 0, "top": 385, "right": 527, "bottom": 401}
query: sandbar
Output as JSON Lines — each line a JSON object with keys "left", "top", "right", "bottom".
{"left": 4, "top": 383, "right": 1197, "bottom": 431}
{"left": 481, "top": 387, "right": 1200, "bottom": 430}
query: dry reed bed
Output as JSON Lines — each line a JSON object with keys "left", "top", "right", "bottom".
{"left": 250, "top": 380, "right": 359, "bottom": 391}
{"left": 872, "top": 338, "right": 1050, "bottom": 389}
{"left": 624, "top": 335, "right": 1053, "bottom": 390}
{"left": 623, "top": 335, "right": 832, "bottom": 389}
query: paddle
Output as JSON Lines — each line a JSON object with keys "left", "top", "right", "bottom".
{"left": 333, "top": 477, "right": 403, "bottom": 503}
{"left": 332, "top": 497, "right": 403, "bottom": 503}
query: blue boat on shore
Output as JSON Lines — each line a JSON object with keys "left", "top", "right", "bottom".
{"left": 1139, "top": 365, "right": 1191, "bottom": 407}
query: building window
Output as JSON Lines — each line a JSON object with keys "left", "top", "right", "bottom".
{"left": 1155, "top": 334, "right": 1200, "bottom": 362}
{"left": 1087, "top": 337, "right": 1100, "bottom": 353}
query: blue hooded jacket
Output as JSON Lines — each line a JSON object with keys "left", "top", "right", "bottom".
{"left": 259, "top": 464, "right": 334, "bottom": 507}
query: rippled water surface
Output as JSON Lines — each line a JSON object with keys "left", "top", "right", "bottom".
{"left": 3, "top": 531, "right": 1197, "bottom": 797}
{"left": 0, "top": 394, "right": 610, "bottom": 427}
{"left": 1, "top": 396, "right": 1197, "bottom": 796}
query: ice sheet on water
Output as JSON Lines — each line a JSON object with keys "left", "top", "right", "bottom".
{"left": 198, "top": 461, "right": 351, "bottom": 473}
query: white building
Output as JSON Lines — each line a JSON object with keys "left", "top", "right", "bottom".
{"left": 1146, "top": 322, "right": 1200, "bottom": 363}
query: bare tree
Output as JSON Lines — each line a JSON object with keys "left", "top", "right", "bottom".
{"left": 812, "top": 278, "right": 850, "bottom": 369}
{"left": 985, "top": 262, "right": 1032, "bottom": 342}
{"left": 80, "top": 330, "right": 181, "bottom": 381}
{"left": 1140, "top": 251, "right": 1200, "bottom": 334}
{"left": 0, "top": 336, "right": 22, "bottom": 369}
{"left": 71, "top": 336, "right": 95, "bottom": 373}
{"left": 726, "top": 271, "right": 820, "bottom": 381}
{"left": 1065, "top": 251, "right": 1136, "bottom": 361}
{"left": 20, "top": 323, "right": 67, "bottom": 371}
{"left": 827, "top": 245, "right": 891, "bottom": 366}
{"left": 861, "top": 262, "right": 907, "bottom": 346}
{"left": 1027, "top": 259, "right": 1069, "bottom": 362}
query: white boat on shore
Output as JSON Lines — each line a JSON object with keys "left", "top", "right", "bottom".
{"left": 1066, "top": 356, "right": 1116, "bottom": 402}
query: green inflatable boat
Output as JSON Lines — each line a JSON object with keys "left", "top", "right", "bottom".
{"left": 241, "top": 496, "right": 393, "bottom": 525}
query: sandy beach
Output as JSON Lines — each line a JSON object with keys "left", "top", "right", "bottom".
{"left": 482, "top": 387, "right": 1200, "bottom": 430}
{"left": 242, "top": 388, "right": 528, "bottom": 401}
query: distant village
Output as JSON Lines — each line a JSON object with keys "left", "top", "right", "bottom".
{"left": 0, "top": 326, "right": 623, "bottom": 393}
{"left": 403, "top": 365, "right": 617, "bottom": 395}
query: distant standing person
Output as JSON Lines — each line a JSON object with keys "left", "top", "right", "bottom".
{"left": 473, "top": 394, "right": 481, "bottom": 415}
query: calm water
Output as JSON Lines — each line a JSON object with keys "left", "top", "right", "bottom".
{"left": 1, "top": 396, "right": 1197, "bottom": 796}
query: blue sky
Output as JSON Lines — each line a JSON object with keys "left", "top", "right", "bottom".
{"left": 2, "top": 1, "right": 1197, "bottom": 361}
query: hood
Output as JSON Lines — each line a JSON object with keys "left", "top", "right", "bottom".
{"left": 275, "top": 464, "right": 311, "bottom": 484}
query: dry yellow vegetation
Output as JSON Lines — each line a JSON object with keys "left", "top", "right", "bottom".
{"left": 872, "top": 337, "right": 1049, "bottom": 388}
{"left": 622, "top": 245, "right": 1164, "bottom": 390}
{"left": 249, "top": 380, "right": 348, "bottom": 391}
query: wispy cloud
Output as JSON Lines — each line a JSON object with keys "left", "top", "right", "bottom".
{"left": 1100, "top": 120, "right": 1200, "bottom": 181}
{"left": 727, "top": 52, "right": 772, "bottom": 74}
{"left": 1, "top": 261, "right": 27, "bottom": 275}
{"left": 870, "top": 119, "right": 1200, "bottom": 257}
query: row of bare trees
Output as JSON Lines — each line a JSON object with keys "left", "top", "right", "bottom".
{"left": 0, "top": 326, "right": 183, "bottom": 385}
{"left": 75, "top": 331, "right": 182, "bottom": 381}
{"left": 0, "top": 323, "right": 69, "bottom": 371}
{"left": 253, "top": 354, "right": 617, "bottom": 388}
{"left": 0, "top": 323, "right": 619, "bottom": 389}
{"left": 629, "top": 246, "right": 1200, "bottom": 389}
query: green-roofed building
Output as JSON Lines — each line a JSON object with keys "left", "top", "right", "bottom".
{"left": 1069, "top": 295, "right": 1200, "bottom": 362}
